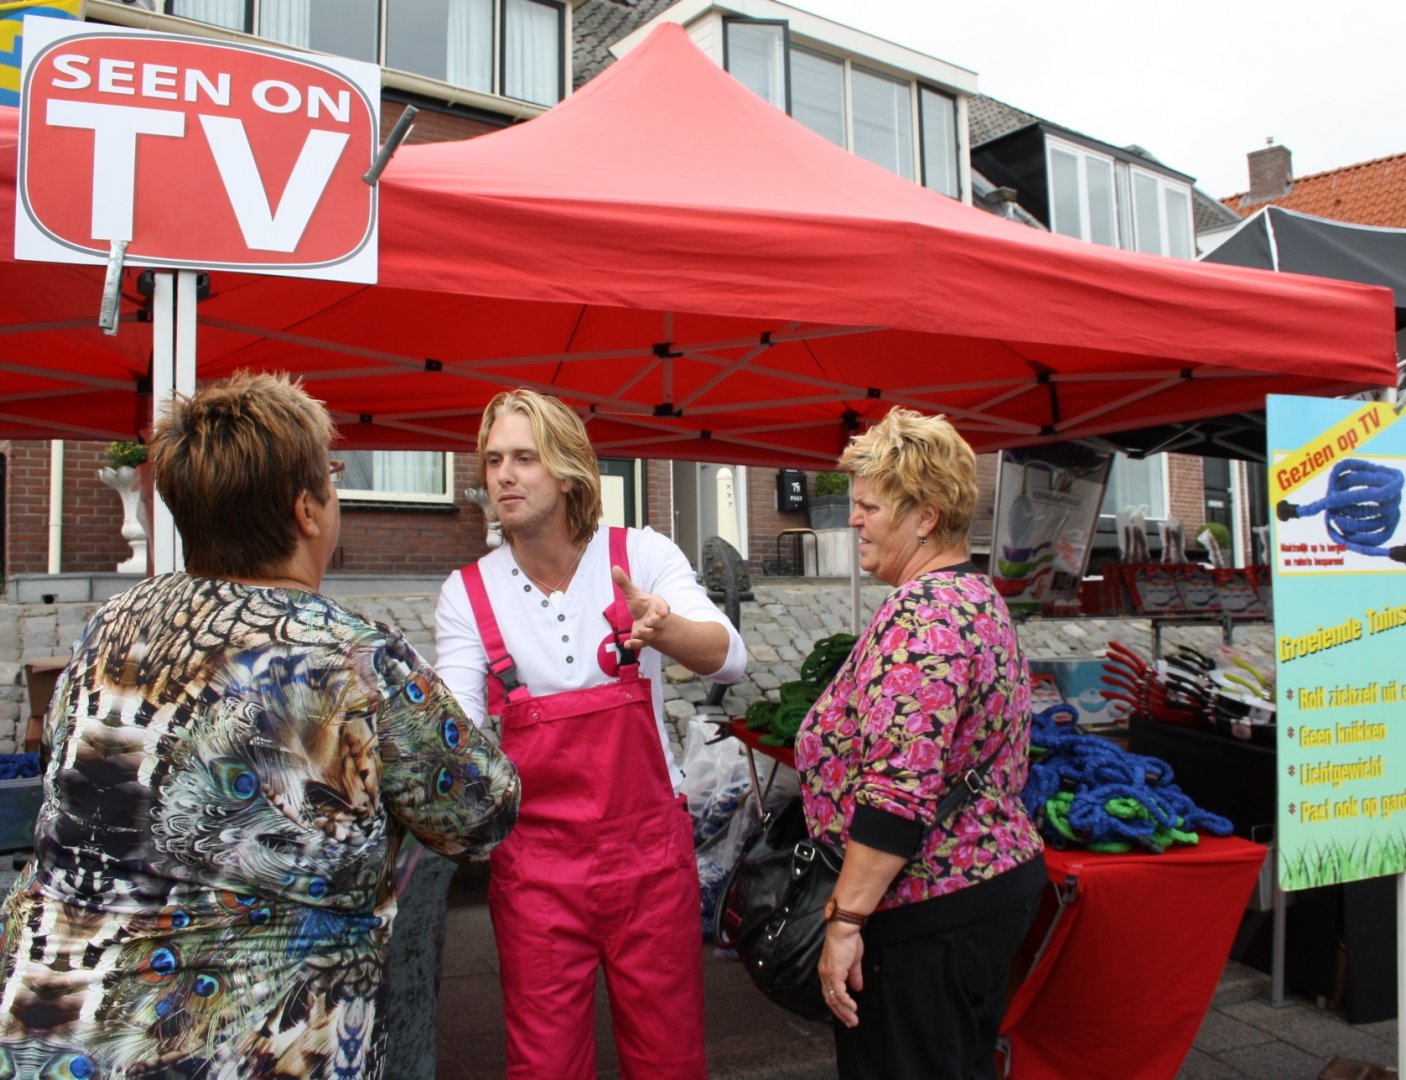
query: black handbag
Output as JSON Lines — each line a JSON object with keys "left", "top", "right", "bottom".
{"left": 713, "top": 796, "right": 840, "bottom": 1020}
{"left": 713, "top": 755, "right": 1004, "bottom": 1021}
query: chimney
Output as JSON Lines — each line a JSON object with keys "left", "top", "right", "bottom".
{"left": 1247, "top": 143, "right": 1292, "bottom": 203}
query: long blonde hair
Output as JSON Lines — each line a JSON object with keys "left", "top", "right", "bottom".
{"left": 478, "top": 389, "right": 603, "bottom": 545}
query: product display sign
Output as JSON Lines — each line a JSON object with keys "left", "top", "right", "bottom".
{"left": 989, "top": 446, "right": 1111, "bottom": 610}
{"left": 15, "top": 17, "right": 380, "bottom": 282}
{"left": 1267, "top": 394, "right": 1406, "bottom": 890}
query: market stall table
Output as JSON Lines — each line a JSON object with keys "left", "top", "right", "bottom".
{"left": 725, "top": 722, "right": 1268, "bottom": 1079}
{"left": 1001, "top": 837, "right": 1267, "bottom": 1080}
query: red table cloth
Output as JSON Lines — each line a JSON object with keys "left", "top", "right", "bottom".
{"left": 1001, "top": 836, "right": 1267, "bottom": 1080}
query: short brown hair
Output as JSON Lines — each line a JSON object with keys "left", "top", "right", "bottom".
{"left": 838, "top": 407, "right": 978, "bottom": 551}
{"left": 478, "top": 389, "right": 602, "bottom": 546}
{"left": 149, "top": 371, "right": 336, "bottom": 577}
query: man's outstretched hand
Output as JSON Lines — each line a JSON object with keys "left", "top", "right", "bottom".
{"left": 611, "top": 566, "right": 671, "bottom": 650}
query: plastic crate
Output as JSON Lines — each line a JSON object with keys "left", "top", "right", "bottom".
{"left": 0, "top": 776, "right": 43, "bottom": 854}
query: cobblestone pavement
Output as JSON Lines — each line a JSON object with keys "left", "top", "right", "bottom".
{"left": 1, "top": 573, "right": 1273, "bottom": 754}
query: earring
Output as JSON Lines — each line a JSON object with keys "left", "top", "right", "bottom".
{"left": 918, "top": 535, "right": 928, "bottom": 547}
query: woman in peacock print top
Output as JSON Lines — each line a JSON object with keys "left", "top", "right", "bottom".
{"left": 0, "top": 373, "right": 519, "bottom": 1078}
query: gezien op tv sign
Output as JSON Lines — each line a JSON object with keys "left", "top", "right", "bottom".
{"left": 15, "top": 18, "right": 380, "bottom": 283}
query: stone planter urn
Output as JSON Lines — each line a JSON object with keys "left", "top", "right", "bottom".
{"left": 98, "top": 464, "right": 150, "bottom": 573}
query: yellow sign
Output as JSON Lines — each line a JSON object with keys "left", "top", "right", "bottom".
{"left": 1270, "top": 399, "right": 1401, "bottom": 499}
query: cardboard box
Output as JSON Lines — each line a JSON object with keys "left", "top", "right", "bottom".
{"left": 1028, "top": 657, "right": 1130, "bottom": 726}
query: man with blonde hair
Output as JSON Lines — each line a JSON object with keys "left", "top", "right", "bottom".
{"left": 435, "top": 388, "right": 746, "bottom": 1079}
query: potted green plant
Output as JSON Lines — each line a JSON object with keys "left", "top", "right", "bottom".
{"left": 98, "top": 441, "right": 150, "bottom": 574}
{"left": 1194, "top": 521, "right": 1233, "bottom": 568}
{"left": 808, "top": 471, "right": 850, "bottom": 530}
{"left": 104, "top": 440, "right": 148, "bottom": 469}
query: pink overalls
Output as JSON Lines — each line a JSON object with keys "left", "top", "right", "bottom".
{"left": 459, "top": 528, "right": 706, "bottom": 1079}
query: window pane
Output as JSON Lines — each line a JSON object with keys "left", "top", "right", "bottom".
{"left": 341, "top": 451, "right": 448, "bottom": 497}
{"left": 170, "top": 0, "right": 247, "bottom": 32}
{"left": 792, "top": 48, "right": 845, "bottom": 147}
{"left": 725, "top": 21, "right": 786, "bottom": 109}
{"left": 1165, "top": 187, "right": 1192, "bottom": 259}
{"left": 261, "top": 0, "right": 378, "bottom": 62}
{"left": 387, "top": 0, "right": 493, "bottom": 93}
{"left": 1100, "top": 454, "right": 1167, "bottom": 517}
{"left": 852, "top": 66, "right": 912, "bottom": 180}
{"left": 1086, "top": 156, "right": 1116, "bottom": 246}
{"left": 1049, "top": 147, "right": 1082, "bottom": 239}
{"left": 505, "top": 0, "right": 561, "bottom": 105}
{"left": 1133, "top": 172, "right": 1162, "bottom": 253}
{"left": 919, "top": 86, "right": 957, "bottom": 197}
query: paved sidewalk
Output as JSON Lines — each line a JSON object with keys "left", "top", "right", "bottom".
{"left": 433, "top": 861, "right": 1399, "bottom": 1080}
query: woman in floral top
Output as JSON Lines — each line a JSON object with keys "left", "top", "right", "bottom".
{"left": 0, "top": 374, "right": 519, "bottom": 1078}
{"left": 794, "top": 407, "right": 1044, "bottom": 1080}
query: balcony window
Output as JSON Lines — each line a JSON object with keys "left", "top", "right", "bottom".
{"left": 723, "top": 18, "right": 961, "bottom": 198}
{"left": 791, "top": 47, "right": 844, "bottom": 146}
{"left": 851, "top": 65, "right": 912, "bottom": 181}
{"left": 260, "top": 0, "right": 378, "bottom": 62}
{"left": 503, "top": 0, "right": 562, "bottom": 106}
{"left": 386, "top": 0, "right": 492, "bottom": 94}
{"left": 1131, "top": 167, "right": 1193, "bottom": 258}
{"left": 919, "top": 85, "right": 958, "bottom": 197}
{"left": 1048, "top": 140, "right": 1117, "bottom": 246}
{"left": 724, "top": 19, "right": 787, "bottom": 110}
{"left": 169, "top": 0, "right": 564, "bottom": 104}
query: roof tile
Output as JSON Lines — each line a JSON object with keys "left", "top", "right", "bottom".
{"left": 1221, "top": 151, "right": 1406, "bottom": 227}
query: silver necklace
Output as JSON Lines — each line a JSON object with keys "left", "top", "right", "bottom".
{"left": 520, "top": 543, "right": 586, "bottom": 609}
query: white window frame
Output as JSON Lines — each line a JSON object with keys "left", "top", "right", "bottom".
{"left": 338, "top": 450, "right": 456, "bottom": 506}
{"left": 1046, "top": 137, "right": 1118, "bottom": 247}
{"left": 1129, "top": 165, "right": 1195, "bottom": 258}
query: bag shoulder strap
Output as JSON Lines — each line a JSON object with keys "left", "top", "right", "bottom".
{"left": 932, "top": 726, "right": 1010, "bottom": 824}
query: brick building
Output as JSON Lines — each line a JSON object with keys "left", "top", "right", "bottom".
{"left": 3, "top": 0, "right": 1239, "bottom": 592}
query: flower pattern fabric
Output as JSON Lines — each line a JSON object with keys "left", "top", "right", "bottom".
{"left": 795, "top": 570, "right": 1042, "bottom": 910}
{"left": 0, "top": 573, "right": 519, "bottom": 1078}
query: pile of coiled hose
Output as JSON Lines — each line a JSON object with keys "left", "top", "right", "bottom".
{"left": 1020, "top": 705, "right": 1233, "bottom": 853}
{"left": 0, "top": 752, "right": 40, "bottom": 781}
{"left": 744, "top": 633, "right": 856, "bottom": 747}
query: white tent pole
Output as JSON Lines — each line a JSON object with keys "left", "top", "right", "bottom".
{"left": 150, "top": 272, "right": 175, "bottom": 575}
{"left": 849, "top": 528, "right": 861, "bottom": 636}
{"left": 172, "top": 270, "right": 198, "bottom": 570}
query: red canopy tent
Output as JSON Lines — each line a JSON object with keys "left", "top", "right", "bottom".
{"left": 0, "top": 23, "right": 1396, "bottom": 465}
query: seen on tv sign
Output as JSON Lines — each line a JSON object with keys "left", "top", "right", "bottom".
{"left": 15, "top": 18, "right": 380, "bottom": 283}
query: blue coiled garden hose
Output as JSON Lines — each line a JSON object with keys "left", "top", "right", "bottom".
{"left": 1276, "top": 458, "right": 1406, "bottom": 562}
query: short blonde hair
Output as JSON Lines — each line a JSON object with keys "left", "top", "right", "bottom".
{"left": 838, "top": 407, "right": 978, "bottom": 550}
{"left": 478, "top": 389, "right": 602, "bottom": 546}
{"left": 149, "top": 371, "right": 336, "bottom": 577}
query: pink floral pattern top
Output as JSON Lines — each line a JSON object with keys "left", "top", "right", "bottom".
{"left": 794, "top": 569, "right": 1043, "bottom": 911}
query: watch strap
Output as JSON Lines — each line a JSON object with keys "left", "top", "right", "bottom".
{"left": 826, "top": 897, "right": 869, "bottom": 927}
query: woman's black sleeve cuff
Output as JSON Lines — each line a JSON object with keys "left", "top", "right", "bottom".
{"left": 849, "top": 803, "right": 925, "bottom": 858}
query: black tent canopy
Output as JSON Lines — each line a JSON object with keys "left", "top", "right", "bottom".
{"left": 1095, "top": 207, "right": 1405, "bottom": 462}
{"left": 1203, "top": 206, "right": 1406, "bottom": 328}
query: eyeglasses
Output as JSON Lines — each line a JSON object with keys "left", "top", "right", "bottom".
{"left": 328, "top": 459, "right": 346, "bottom": 486}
